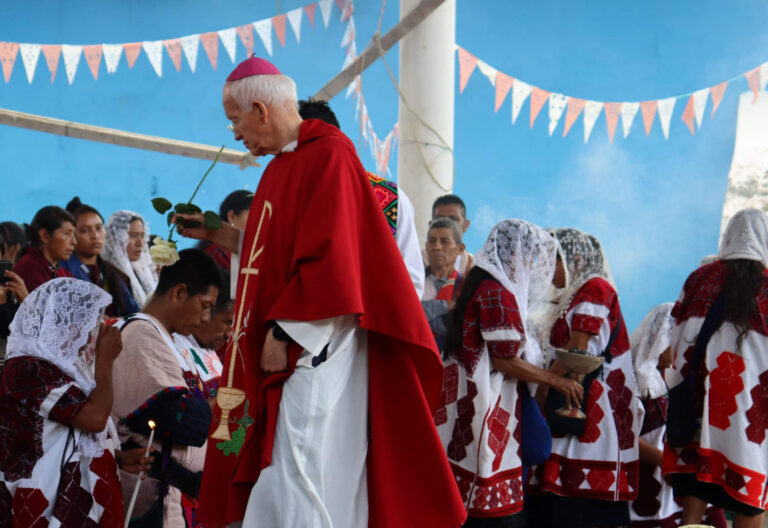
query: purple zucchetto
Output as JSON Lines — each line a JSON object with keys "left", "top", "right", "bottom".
{"left": 226, "top": 56, "right": 282, "bottom": 81}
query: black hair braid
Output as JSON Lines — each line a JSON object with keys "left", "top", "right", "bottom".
{"left": 722, "top": 259, "right": 765, "bottom": 351}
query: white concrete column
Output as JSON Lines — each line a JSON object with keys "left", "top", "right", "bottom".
{"left": 397, "top": 0, "right": 456, "bottom": 245}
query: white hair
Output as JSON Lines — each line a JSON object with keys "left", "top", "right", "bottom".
{"left": 224, "top": 74, "right": 297, "bottom": 111}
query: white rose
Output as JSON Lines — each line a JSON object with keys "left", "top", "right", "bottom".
{"left": 150, "top": 238, "right": 180, "bottom": 267}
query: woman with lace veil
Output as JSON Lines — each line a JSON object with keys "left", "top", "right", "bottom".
{"left": 525, "top": 228, "right": 643, "bottom": 528}
{"left": 0, "top": 278, "right": 150, "bottom": 526}
{"left": 102, "top": 210, "right": 158, "bottom": 309}
{"left": 436, "top": 219, "right": 583, "bottom": 527}
{"left": 663, "top": 208, "right": 768, "bottom": 528}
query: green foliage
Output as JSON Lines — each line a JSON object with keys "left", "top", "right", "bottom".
{"left": 151, "top": 197, "right": 172, "bottom": 214}
{"left": 216, "top": 401, "right": 254, "bottom": 457}
{"left": 204, "top": 210, "right": 223, "bottom": 230}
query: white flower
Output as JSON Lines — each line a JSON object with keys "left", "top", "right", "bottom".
{"left": 150, "top": 237, "right": 179, "bottom": 267}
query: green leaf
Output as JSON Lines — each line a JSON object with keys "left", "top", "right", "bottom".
{"left": 174, "top": 203, "right": 192, "bottom": 214}
{"left": 151, "top": 197, "right": 172, "bottom": 214}
{"left": 167, "top": 211, "right": 175, "bottom": 227}
{"left": 203, "top": 210, "right": 223, "bottom": 230}
{"left": 188, "top": 203, "right": 202, "bottom": 213}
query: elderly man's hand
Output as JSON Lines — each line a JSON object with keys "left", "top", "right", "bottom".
{"left": 173, "top": 213, "right": 242, "bottom": 254}
{"left": 261, "top": 328, "right": 289, "bottom": 373}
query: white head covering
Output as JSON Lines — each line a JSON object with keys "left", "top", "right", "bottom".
{"left": 102, "top": 210, "right": 158, "bottom": 307}
{"left": 630, "top": 303, "right": 674, "bottom": 399}
{"left": 474, "top": 219, "right": 559, "bottom": 368}
{"left": 719, "top": 208, "right": 768, "bottom": 266}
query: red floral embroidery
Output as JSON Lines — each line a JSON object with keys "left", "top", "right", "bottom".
{"left": 89, "top": 454, "right": 124, "bottom": 527}
{"left": 745, "top": 370, "right": 768, "bottom": 444}
{"left": 586, "top": 467, "right": 615, "bottom": 491}
{"left": 632, "top": 461, "right": 663, "bottom": 517}
{"left": 448, "top": 380, "right": 478, "bottom": 462}
{"left": 607, "top": 369, "right": 635, "bottom": 450}
{"left": 12, "top": 487, "right": 50, "bottom": 528}
{"left": 434, "top": 363, "right": 459, "bottom": 426}
{"left": 53, "top": 462, "right": 98, "bottom": 527}
{"left": 708, "top": 351, "right": 745, "bottom": 430}
{"left": 486, "top": 399, "right": 511, "bottom": 472}
{"left": 578, "top": 380, "right": 604, "bottom": 443}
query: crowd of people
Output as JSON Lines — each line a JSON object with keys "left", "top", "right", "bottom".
{"left": 2, "top": 54, "right": 768, "bottom": 528}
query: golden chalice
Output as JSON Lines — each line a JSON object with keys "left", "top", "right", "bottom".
{"left": 211, "top": 386, "right": 246, "bottom": 440}
{"left": 554, "top": 348, "right": 604, "bottom": 419}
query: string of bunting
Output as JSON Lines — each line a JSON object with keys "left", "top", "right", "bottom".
{"left": 457, "top": 45, "right": 768, "bottom": 142}
{"left": 0, "top": 0, "right": 352, "bottom": 85}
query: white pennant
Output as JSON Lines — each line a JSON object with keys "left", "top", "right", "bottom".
{"left": 340, "top": 19, "right": 355, "bottom": 48}
{"left": 476, "top": 60, "right": 497, "bottom": 87}
{"left": 181, "top": 34, "right": 200, "bottom": 73}
{"left": 621, "top": 102, "right": 639, "bottom": 138}
{"left": 102, "top": 44, "right": 123, "bottom": 73}
{"left": 143, "top": 40, "right": 163, "bottom": 77}
{"left": 692, "top": 88, "right": 709, "bottom": 129}
{"left": 61, "top": 44, "right": 82, "bottom": 85}
{"left": 548, "top": 93, "right": 567, "bottom": 136}
{"left": 218, "top": 28, "right": 237, "bottom": 64}
{"left": 760, "top": 62, "right": 768, "bottom": 92}
{"left": 657, "top": 96, "right": 676, "bottom": 139}
{"left": 342, "top": 41, "right": 357, "bottom": 74}
{"left": 287, "top": 8, "right": 303, "bottom": 43}
{"left": 19, "top": 43, "right": 41, "bottom": 84}
{"left": 254, "top": 19, "right": 273, "bottom": 56}
{"left": 511, "top": 80, "right": 532, "bottom": 124}
{"left": 583, "top": 100, "right": 603, "bottom": 143}
{"left": 319, "top": 0, "right": 333, "bottom": 28}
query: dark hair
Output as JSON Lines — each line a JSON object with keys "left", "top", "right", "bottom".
{"left": 65, "top": 196, "right": 104, "bottom": 224}
{"left": 428, "top": 217, "right": 463, "bottom": 244}
{"left": 27, "top": 206, "right": 75, "bottom": 248}
{"left": 219, "top": 190, "right": 254, "bottom": 221}
{"left": 432, "top": 194, "right": 467, "bottom": 218}
{"left": 214, "top": 269, "right": 233, "bottom": 314}
{"left": 298, "top": 99, "right": 340, "bottom": 128}
{"left": 722, "top": 259, "right": 765, "bottom": 350}
{"left": 0, "top": 221, "right": 27, "bottom": 255}
{"left": 444, "top": 267, "right": 495, "bottom": 357}
{"left": 155, "top": 248, "right": 223, "bottom": 297}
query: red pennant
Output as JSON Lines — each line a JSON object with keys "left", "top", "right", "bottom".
{"left": 746, "top": 67, "right": 760, "bottom": 103}
{"left": 0, "top": 42, "right": 19, "bottom": 83}
{"left": 529, "top": 87, "right": 550, "bottom": 128}
{"left": 710, "top": 81, "right": 728, "bottom": 118}
{"left": 236, "top": 25, "right": 254, "bottom": 58}
{"left": 335, "top": 0, "right": 345, "bottom": 9}
{"left": 200, "top": 32, "right": 219, "bottom": 70}
{"left": 304, "top": 3, "right": 317, "bottom": 28}
{"left": 681, "top": 95, "right": 695, "bottom": 135}
{"left": 342, "top": 1, "right": 353, "bottom": 22}
{"left": 640, "top": 100, "right": 658, "bottom": 136}
{"left": 604, "top": 102, "right": 621, "bottom": 143}
{"left": 457, "top": 47, "right": 478, "bottom": 93}
{"left": 123, "top": 42, "right": 142, "bottom": 69}
{"left": 494, "top": 72, "right": 514, "bottom": 112}
{"left": 273, "top": 15, "right": 287, "bottom": 47}
{"left": 41, "top": 45, "right": 61, "bottom": 82}
{"left": 82, "top": 44, "right": 103, "bottom": 80}
{"left": 562, "top": 98, "right": 586, "bottom": 137}
{"left": 164, "top": 39, "right": 183, "bottom": 72}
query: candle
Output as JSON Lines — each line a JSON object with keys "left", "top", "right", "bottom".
{"left": 124, "top": 420, "right": 156, "bottom": 526}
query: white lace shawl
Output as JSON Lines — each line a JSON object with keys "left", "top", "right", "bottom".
{"left": 719, "top": 208, "right": 768, "bottom": 266}
{"left": 102, "top": 210, "right": 158, "bottom": 307}
{"left": 630, "top": 303, "right": 674, "bottom": 399}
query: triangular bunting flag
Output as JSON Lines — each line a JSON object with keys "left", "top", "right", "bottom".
{"left": 746, "top": 67, "right": 761, "bottom": 103}
{"left": 657, "top": 96, "right": 676, "bottom": 139}
{"left": 273, "top": 14, "right": 287, "bottom": 48}
{"left": 181, "top": 35, "right": 200, "bottom": 72}
{"left": 476, "top": 60, "right": 497, "bottom": 87}
{"left": 200, "top": 32, "right": 219, "bottom": 70}
{"left": 604, "top": 102, "right": 621, "bottom": 143}
{"left": 494, "top": 72, "right": 514, "bottom": 112}
{"left": 41, "top": 45, "right": 61, "bottom": 82}
{"left": 760, "top": 62, "right": 768, "bottom": 92}
{"left": 583, "top": 101, "right": 603, "bottom": 143}
{"left": 218, "top": 28, "right": 237, "bottom": 64}
{"left": 19, "top": 43, "right": 41, "bottom": 84}
{"left": 511, "top": 80, "right": 532, "bottom": 124}
{"left": 457, "top": 47, "right": 478, "bottom": 93}
{"left": 548, "top": 93, "right": 567, "bottom": 136}
{"left": 562, "top": 97, "right": 585, "bottom": 137}
{"left": 692, "top": 88, "right": 708, "bottom": 129}
{"left": 287, "top": 8, "right": 303, "bottom": 43}
{"left": 304, "top": 3, "right": 317, "bottom": 28}
{"left": 681, "top": 95, "right": 695, "bottom": 135}
{"left": 102, "top": 44, "right": 123, "bottom": 73}
{"left": 61, "top": 44, "right": 82, "bottom": 85}
{"left": 82, "top": 44, "right": 102, "bottom": 80}
{"left": 710, "top": 81, "right": 727, "bottom": 118}
{"left": 640, "top": 100, "right": 657, "bottom": 136}
{"left": 621, "top": 102, "right": 639, "bottom": 138}
{"left": 254, "top": 20, "right": 273, "bottom": 56}
{"left": 529, "top": 86, "right": 550, "bottom": 128}
{"left": 342, "top": 0, "right": 353, "bottom": 22}
{"left": 236, "top": 25, "right": 254, "bottom": 58}
{"left": 143, "top": 41, "right": 163, "bottom": 77}
{"left": 319, "top": 0, "right": 333, "bottom": 28}
{"left": 0, "top": 42, "right": 19, "bottom": 83}
{"left": 341, "top": 19, "right": 355, "bottom": 48}
{"left": 164, "top": 39, "right": 182, "bottom": 72}
{"left": 123, "top": 42, "right": 142, "bottom": 69}
{"left": 345, "top": 68, "right": 358, "bottom": 98}
{"left": 342, "top": 41, "right": 356, "bottom": 71}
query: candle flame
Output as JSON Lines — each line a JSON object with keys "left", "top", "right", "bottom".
{"left": 148, "top": 420, "right": 156, "bottom": 429}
